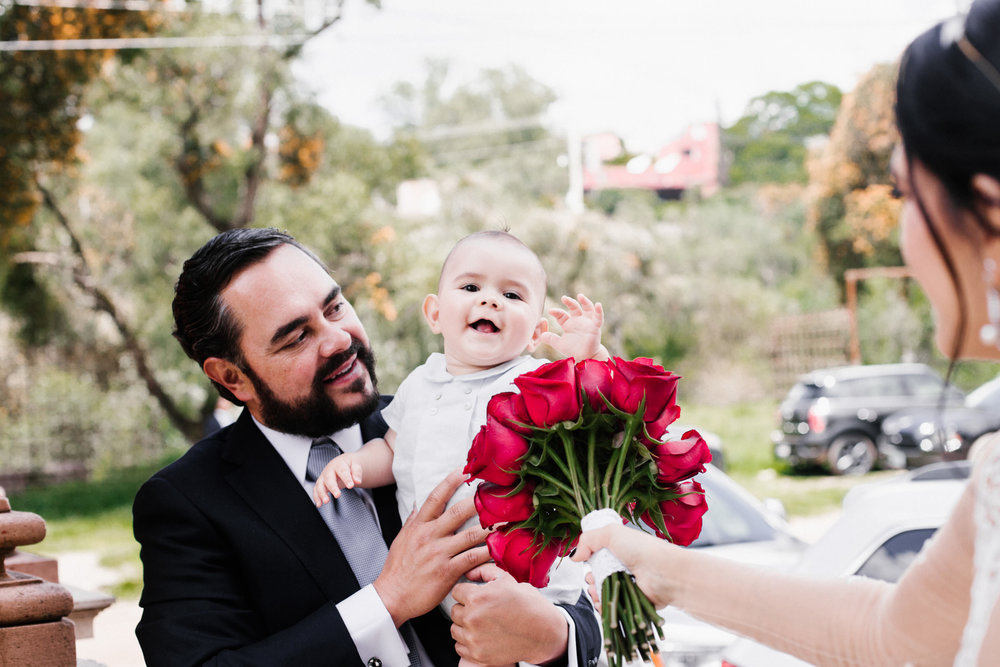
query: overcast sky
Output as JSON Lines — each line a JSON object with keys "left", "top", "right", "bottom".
{"left": 294, "top": 0, "right": 967, "bottom": 153}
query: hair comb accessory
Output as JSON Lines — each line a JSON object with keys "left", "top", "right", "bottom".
{"left": 941, "top": 11, "right": 1000, "bottom": 95}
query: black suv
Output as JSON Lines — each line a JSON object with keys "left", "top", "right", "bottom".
{"left": 772, "top": 363, "right": 964, "bottom": 475}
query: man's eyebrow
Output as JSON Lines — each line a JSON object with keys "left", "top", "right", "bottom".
{"left": 269, "top": 285, "right": 341, "bottom": 346}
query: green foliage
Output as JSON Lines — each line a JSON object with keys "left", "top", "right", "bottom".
{"left": 383, "top": 60, "right": 565, "bottom": 205}
{"left": 807, "top": 64, "right": 900, "bottom": 286}
{"left": 0, "top": 362, "right": 187, "bottom": 475}
{"left": 725, "top": 81, "right": 842, "bottom": 185}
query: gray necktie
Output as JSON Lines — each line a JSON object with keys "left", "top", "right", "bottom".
{"left": 306, "top": 437, "right": 424, "bottom": 667}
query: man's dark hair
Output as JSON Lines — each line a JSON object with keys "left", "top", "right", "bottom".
{"left": 172, "top": 228, "right": 327, "bottom": 403}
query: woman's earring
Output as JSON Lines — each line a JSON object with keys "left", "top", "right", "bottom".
{"left": 980, "top": 259, "right": 1000, "bottom": 348}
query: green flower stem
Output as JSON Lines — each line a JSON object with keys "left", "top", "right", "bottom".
{"left": 531, "top": 433, "right": 576, "bottom": 487}
{"left": 607, "top": 574, "right": 621, "bottom": 667}
{"left": 522, "top": 467, "right": 577, "bottom": 498}
{"left": 611, "top": 463, "right": 654, "bottom": 511}
{"left": 557, "top": 428, "right": 587, "bottom": 516}
{"left": 608, "top": 413, "right": 642, "bottom": 509}
{"left": 584, "top": 426, "right": 599, "bottom": 506}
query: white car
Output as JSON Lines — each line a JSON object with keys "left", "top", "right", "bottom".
{"left": 719, "top": 461, "right": 969, "bottom": 667}
{"left": 651, "top": 463, "right": 808, "bottom": 667}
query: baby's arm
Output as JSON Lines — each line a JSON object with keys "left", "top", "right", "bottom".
{"left": 539, "top": 293, "right": 609, "bottom": 362}
{"left": 312, "top": 430, "right": 397, "bottom": 507}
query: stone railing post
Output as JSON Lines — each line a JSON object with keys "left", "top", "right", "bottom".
{"left": 0, "top": 488, "right": 76, "bottom": 666}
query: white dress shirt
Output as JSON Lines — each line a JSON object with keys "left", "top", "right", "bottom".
{"left": 257, "top": 417, "right": 431, "bottom": 667}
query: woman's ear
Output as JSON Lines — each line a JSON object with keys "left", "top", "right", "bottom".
{"left": 972, "top": 174, "right": 1000, "bottom": 230}
{"left": 422, "top": 294, "right": 442, "bottom": 333}
{"left": 203, "top": 357, "right": 255, "bottom": 405}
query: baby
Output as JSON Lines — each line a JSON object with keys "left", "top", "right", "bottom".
{"left": 313, "top": 230, "right": 607, "bottom": 665}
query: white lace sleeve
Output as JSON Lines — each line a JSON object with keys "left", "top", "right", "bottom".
{"left": 955, "top": 434, "right": 1000, "bottom": 665}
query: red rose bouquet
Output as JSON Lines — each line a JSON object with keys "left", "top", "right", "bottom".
{"left": 464, "top": 356, "right": 711, "bottom": 666}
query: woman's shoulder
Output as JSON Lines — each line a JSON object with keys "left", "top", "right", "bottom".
{"left": 970, "top": 431, "right": 1000, "bottom": 466}
{"left": 968, "top": 431, "right": 1000, "bottom": 487}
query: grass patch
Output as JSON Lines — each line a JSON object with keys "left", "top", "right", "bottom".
{"left": 735, "top": 468, "right": 901, "bottom": 516}
{"left": 681, "top": 399, "right": 780, "bottom": 477}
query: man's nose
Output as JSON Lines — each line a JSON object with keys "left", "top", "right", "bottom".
{"left": 318, "top": 322, "right": 352, "bottom": 357}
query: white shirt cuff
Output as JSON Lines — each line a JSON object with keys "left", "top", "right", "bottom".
{"left": 518, "top": 606, "right": 579, "bottom": 667}
{"left": 336, "top": 585, "right": 411, "bottom": 666}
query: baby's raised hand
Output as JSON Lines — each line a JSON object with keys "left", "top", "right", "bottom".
{"left": 312, "top": 454, "right": 364, "bottom": 507}
{"left": 540, "top": 293, "right": 608, "bottom": 361}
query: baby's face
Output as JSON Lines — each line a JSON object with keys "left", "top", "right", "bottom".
{"left": 426, "top": 238, "right": 546, "bottom": 375}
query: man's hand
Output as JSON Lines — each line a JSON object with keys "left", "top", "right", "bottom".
{"left": 374, "top": 469, "right": 491, "bottom": 627}
{"left": 450, "top": 563, "right": 569, "bottom": 665}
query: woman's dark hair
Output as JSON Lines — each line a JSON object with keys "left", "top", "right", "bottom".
{"left": 894, "top": 0, "right": 1000, "bottom": 362}
{"left": 896, "top": 0, "right": 1000, "bottom": 202}
{"left": 172, "top": 228, "right": 328, "bottom": 403}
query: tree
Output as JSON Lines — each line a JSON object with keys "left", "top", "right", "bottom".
{"left": 0, "top": 2, "right": 160, "bottom": 342}
{"left": 725, "top": 81, "right": 843, "bottom": 184}
{"left": 1, "top": 0, "right": 417, "bottom": 445}
{"left": 807, "top": 63, "right": 901, "bottom": 287}
{"left": 382, "top": 60, "right": 566, "bottom": 205}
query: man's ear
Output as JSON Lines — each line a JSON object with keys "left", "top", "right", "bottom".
{"left": 972, "top": 174, "right": 1000, "bottom": 230}
{"left": 203, "top": 357, "right": 255, "bottom": 404}
{"left": 422, "top": 294, "right": 442, "bottom": 333}
{"left": 524, "top": 318, "right": 549, "bottom": 353}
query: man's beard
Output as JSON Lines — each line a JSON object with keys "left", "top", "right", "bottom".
{"left": 243, "top": 339, "right": 380, "bottom": 438}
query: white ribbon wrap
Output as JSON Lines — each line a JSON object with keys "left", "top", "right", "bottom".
{"left": 581, "top": 508, "right": 628, "bottom": 588}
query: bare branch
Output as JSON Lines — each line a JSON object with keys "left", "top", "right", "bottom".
{"left": 34, "top": 178, "right": 201, "bottom": 440}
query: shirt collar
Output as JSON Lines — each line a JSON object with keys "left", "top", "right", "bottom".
{"left": 425, "top": 352, "right": 533, "bottom": 382}
{"left": 252, "top": 415, "right": 364, "bottom": 483}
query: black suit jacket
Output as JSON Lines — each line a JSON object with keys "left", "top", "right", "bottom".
{"left": 134, "top": 397, "right": 601, "bottom": 666}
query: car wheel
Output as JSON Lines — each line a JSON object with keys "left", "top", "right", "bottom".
{"left": 828, "top": 433, "right": 877, "bottom": 475}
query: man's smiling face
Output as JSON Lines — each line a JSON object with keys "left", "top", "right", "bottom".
{"left": 423, "top": 235, "right": 547, "bottom": 376}
{"left": 219, "top": 244, "right": 379, "bottom": 437}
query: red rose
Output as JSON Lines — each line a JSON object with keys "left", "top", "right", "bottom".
{"left": 486, "top": 526, "right": 564, "bottom": 587}
{"left": 486, "top": 391, "right": 534, "bottom": 435}
{"left": 474, "top": 481, "right": 536, "bottom": 528}
{"left": 513, "top": 358, "right": 582, "bottom": 427}
{"left": 609, "top": 357, "right": 680, "bottom": 422}
{"left": 642, "top": 400, "right": 682, "bottom": 444}
{"left": 649, "top": 430, "right": 712, "bottom": 483}
{"left": 642, "top": 480, "right": 707, "bottom": 546}
{"left": 576, "top": 358, "right": 614, "bottom": 413}
{"left": 464, "top": 419, "right": 531, "bottom": 486}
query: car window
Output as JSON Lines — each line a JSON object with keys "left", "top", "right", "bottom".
{"left": 828, "top": 375, "right": 906, "bottom": 398}
{"left": 854, "top": 528, "right": 936, "bottom": 582}
{"left": 905, "top": 374, "right": 947, "bottom": 399}
{"left": 690, "top": 475, "right": 777, "bottom": 547}
{"left": 786, "top": 382, "right": 820, "bottom": 402}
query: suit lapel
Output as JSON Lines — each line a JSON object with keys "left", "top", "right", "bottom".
{"left": 221, "top": 412, "right": 361, "bottom": 596}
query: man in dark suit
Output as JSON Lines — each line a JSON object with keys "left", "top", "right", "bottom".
{"left": 133, "top": 228, "right": 601, "bottom": 666}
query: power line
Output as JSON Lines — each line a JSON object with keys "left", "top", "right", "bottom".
{"left": 0, "top": 32, "right": 310, "bottom": 51}
{"left": 10, "top": 0, "right": 180, "bottom": 10}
